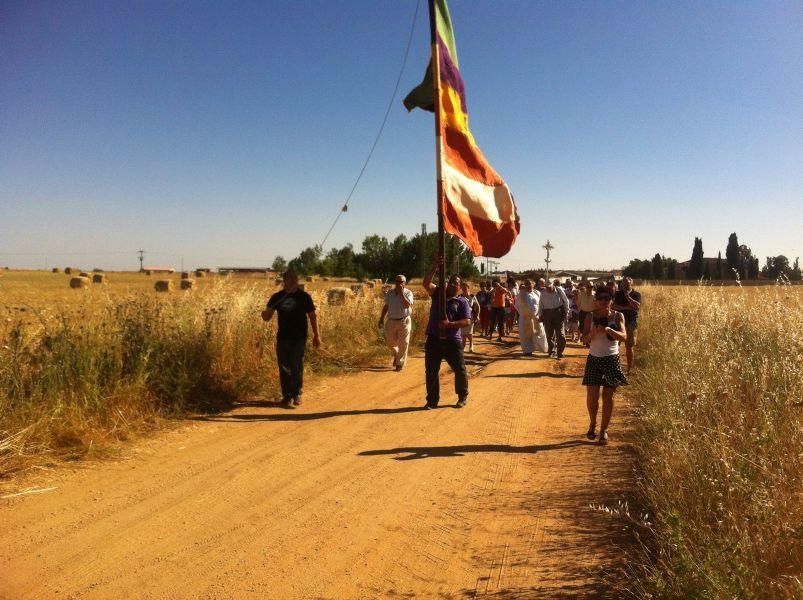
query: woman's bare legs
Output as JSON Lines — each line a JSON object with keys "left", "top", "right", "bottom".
{"left": 599, "top": 386, "right": 616, "bottom": 443}
{"left": 586, "top": 385, "right": 600, "bottom": 438}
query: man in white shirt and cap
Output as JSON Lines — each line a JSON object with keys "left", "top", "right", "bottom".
{"left": 378, "top": 274, "right": 415, "bottom": 371}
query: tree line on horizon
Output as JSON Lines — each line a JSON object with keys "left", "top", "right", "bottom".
{"left": 273, "top": 230, "right": 800, "bottom": 283}
{"left": 271, "top": 231, "right": 481, "bottom": 282}
{"left": 622, "top": 232, "right": 801, "bottom": 281}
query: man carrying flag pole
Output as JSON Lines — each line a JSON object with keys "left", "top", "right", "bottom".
{"left": 406, "top": 0, "right": 519, "bottom": 408}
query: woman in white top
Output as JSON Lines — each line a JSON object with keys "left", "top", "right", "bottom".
{"left": 580, "top": 285, "right": 628, "bottom": 444}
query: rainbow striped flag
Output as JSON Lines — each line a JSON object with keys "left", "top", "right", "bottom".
{"left": 404, "top": 0, "right": 519, "bottom": 258}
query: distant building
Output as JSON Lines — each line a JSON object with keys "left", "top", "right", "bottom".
{"left": 217, "top": 267, "right": 270, "bottom": 275}
{"left": 677, "top": 258, "right": 721, "bottom": 278}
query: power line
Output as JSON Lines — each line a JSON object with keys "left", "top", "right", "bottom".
{"left": 320, "top": 0, "right": 421, "bottom": 250}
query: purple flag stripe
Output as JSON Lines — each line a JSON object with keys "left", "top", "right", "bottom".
{"left": 437, "top": 34, "right": 467, "bottom": 114}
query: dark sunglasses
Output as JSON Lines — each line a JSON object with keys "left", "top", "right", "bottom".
{"left": 596, "top": 295, "right": 612, "bottom": 301}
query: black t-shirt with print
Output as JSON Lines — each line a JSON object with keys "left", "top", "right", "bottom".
{"left": 267, "top": 289, "right": 316, "bottom": 340}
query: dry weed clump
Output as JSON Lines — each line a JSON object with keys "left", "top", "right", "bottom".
{"left": 0, "top": 281, "right": 428, "bottom": 478}
{"left": 629, "top": 285, "right": 803, "bottom": 599}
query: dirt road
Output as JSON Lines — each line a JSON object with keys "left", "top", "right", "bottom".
{"left": 0, "top": 337, "right": 635, "bottom": 599}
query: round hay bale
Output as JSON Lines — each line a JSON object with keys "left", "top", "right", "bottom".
{"left": 180, "top": 279, "right": 195, "bottom": 290}
{"left": 350, "top": 284, "right": 366, "bottom": 296}
{"left": 64, "top": 267, "right": 74, "bottom": 274}
{"left": 145, "top": 270, "right": 152, "bottom": 276}
{"left": 195, "top": 269, "right": 206, "bottom": 278}
{"left": 305, "top": 276, "right": 316, "bottom": 283}
{"left": 69, "top": 276, "right": 90, "bottom": 289}
{"left": 91, "top": 273, "right": 107, "bottom": 284}
{"left": 322, "top": 276, "right": 331, "bottom": 281}
{"left": 79, "top": 271, "right": 90, "bottom": 278}
{"left": 52, "top": 267, "right": 61, "bottom": 273}
{"left": 92, "top": 268, "right": 104, "bottom": 273}
{"left": 327, "top": 287, "right": 355, "bottom": 306}
{"left": 181, "top": 271, "right": 190, "bottom": 280}
{"left": 154, "top": 279, "right": 172, "bottom": 292}
{"left": 274, "top": 277, "right": 283, "bottom": 286}
{"left": 365, "top": 281, "right": 375, "bottom": 289}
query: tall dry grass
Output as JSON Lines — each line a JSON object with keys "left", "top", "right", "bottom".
{"left": 0, "top": 280, "right": 428, "bottom": 477}
{"left": 630, "top": 285, "right": 803, "bottom": 598}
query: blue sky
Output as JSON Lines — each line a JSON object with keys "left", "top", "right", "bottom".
{"left": 1, "top": 0, "right": 801, "bottom": 272}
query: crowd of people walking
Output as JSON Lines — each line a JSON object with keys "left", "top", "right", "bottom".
{"left": 263, "top": 265, "right": 641, "bottom": 445}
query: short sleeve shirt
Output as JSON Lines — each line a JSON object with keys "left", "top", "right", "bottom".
{"left": 384, "top": 287, "right": 415, "bottom": 319}
{"left": 267, "top": 289, "right": 316, "bottom": 340}
{"left": 426, "top": 290, "right": 472, "bottom": 341}
{"left": 614, "top": 289, "right": 641, "bottom": 327}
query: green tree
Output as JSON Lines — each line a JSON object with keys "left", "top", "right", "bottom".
{"left": 640, "top": 259, "right": 653, "bottom": 280}
{"left": 761, "top": 255, "right": 791, "bottom": 280}
{"left": 651, "top": 253, "right": 664, "bottom": 280}
{"left": 725, "top": 233, "right": 740, "bottom": 279}
{"left": 287, "top": 245, "right": 322, "bottom": 275}
{"left": 359, "top": 235, "right": 392, "bottom": 279}
{"left": 271, "top": 255, "right": 287, "bottom": 272}
{"left": 791, "top": 257, "right": 801, "bottom": 281}
{"left": 715, "top": 251, "right": 723, "bottom": 280}
{"left": 622, "top": 259, "right": 645, "bottom": 279}
{"left": 323, "top": 244, "right": 357, "bottom": 277}
{"left": 667, "top": 258, "right": 678, "bottom": 279}
{"left": 688, "top": 237, "right": 704, "bottom": 279}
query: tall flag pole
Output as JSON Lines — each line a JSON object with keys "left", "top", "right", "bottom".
{"left": 405, "top": 1, "right": 520, "bottom": 315}
{"left": 428, "top": 0, "right": 447, "bottom": 320}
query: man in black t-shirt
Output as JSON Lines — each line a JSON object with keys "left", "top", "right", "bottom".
{"left": 613, "top": 276, "right": 641, "bottom": 372}
{"left": 262, "top": 270, "right": 321, "bottom": 407}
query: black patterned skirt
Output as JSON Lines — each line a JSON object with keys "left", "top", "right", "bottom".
{"left": 582, "top": 354, "right": 629, "bottom": 388}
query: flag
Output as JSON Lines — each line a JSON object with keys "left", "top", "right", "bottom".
{"left": 404, "top": 0, "right": 519, "bottom": 258}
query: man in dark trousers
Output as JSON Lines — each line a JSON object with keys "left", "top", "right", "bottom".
{"left": 261, "top": 270, "right": 321, "bottom": 407}
{"left": 422, "top": 256, "right": 471, "bottom": 409}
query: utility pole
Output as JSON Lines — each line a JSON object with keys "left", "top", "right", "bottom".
{"left": 138, "top": 250, "right": 145, "bottom": 272}
{"left": 543, "top": 240, "right": 554, "bottom": 281}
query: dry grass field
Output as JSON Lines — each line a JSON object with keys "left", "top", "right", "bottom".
{"left": 0, "top": 269, "right": 427, "bottom": 477}
{"left": 629, "top": 284, "right": 803, "bottom": 599}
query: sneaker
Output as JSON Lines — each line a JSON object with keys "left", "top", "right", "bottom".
{"left": 547, "top": 350, "right": 554, "bottom": 357}
{"left": 281, "top": 398, "right": 293, "bottom": 408}
{"left": 455, "top": 398, "right": 467, "bottom": 408}
{"left": 586, "top": 427, "right": 597, "bottom": 440}
{"left": 424, "top": 403, "right": 437, "bottom": 410}
{"left": 598, "top": 430, "right": 609, "bottom": 445}
{"left": 292, "top": 397, "right": 302, "bottom": 406}
{"left": 395, "top": 365, "right": 403, "bottom": 372}
{"left": 556, "top": 354, "right": 563, "bottom": 360}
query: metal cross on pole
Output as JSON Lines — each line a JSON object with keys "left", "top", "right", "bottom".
{"left": 543, "top": 240, "right": 555, "bottom": 281}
